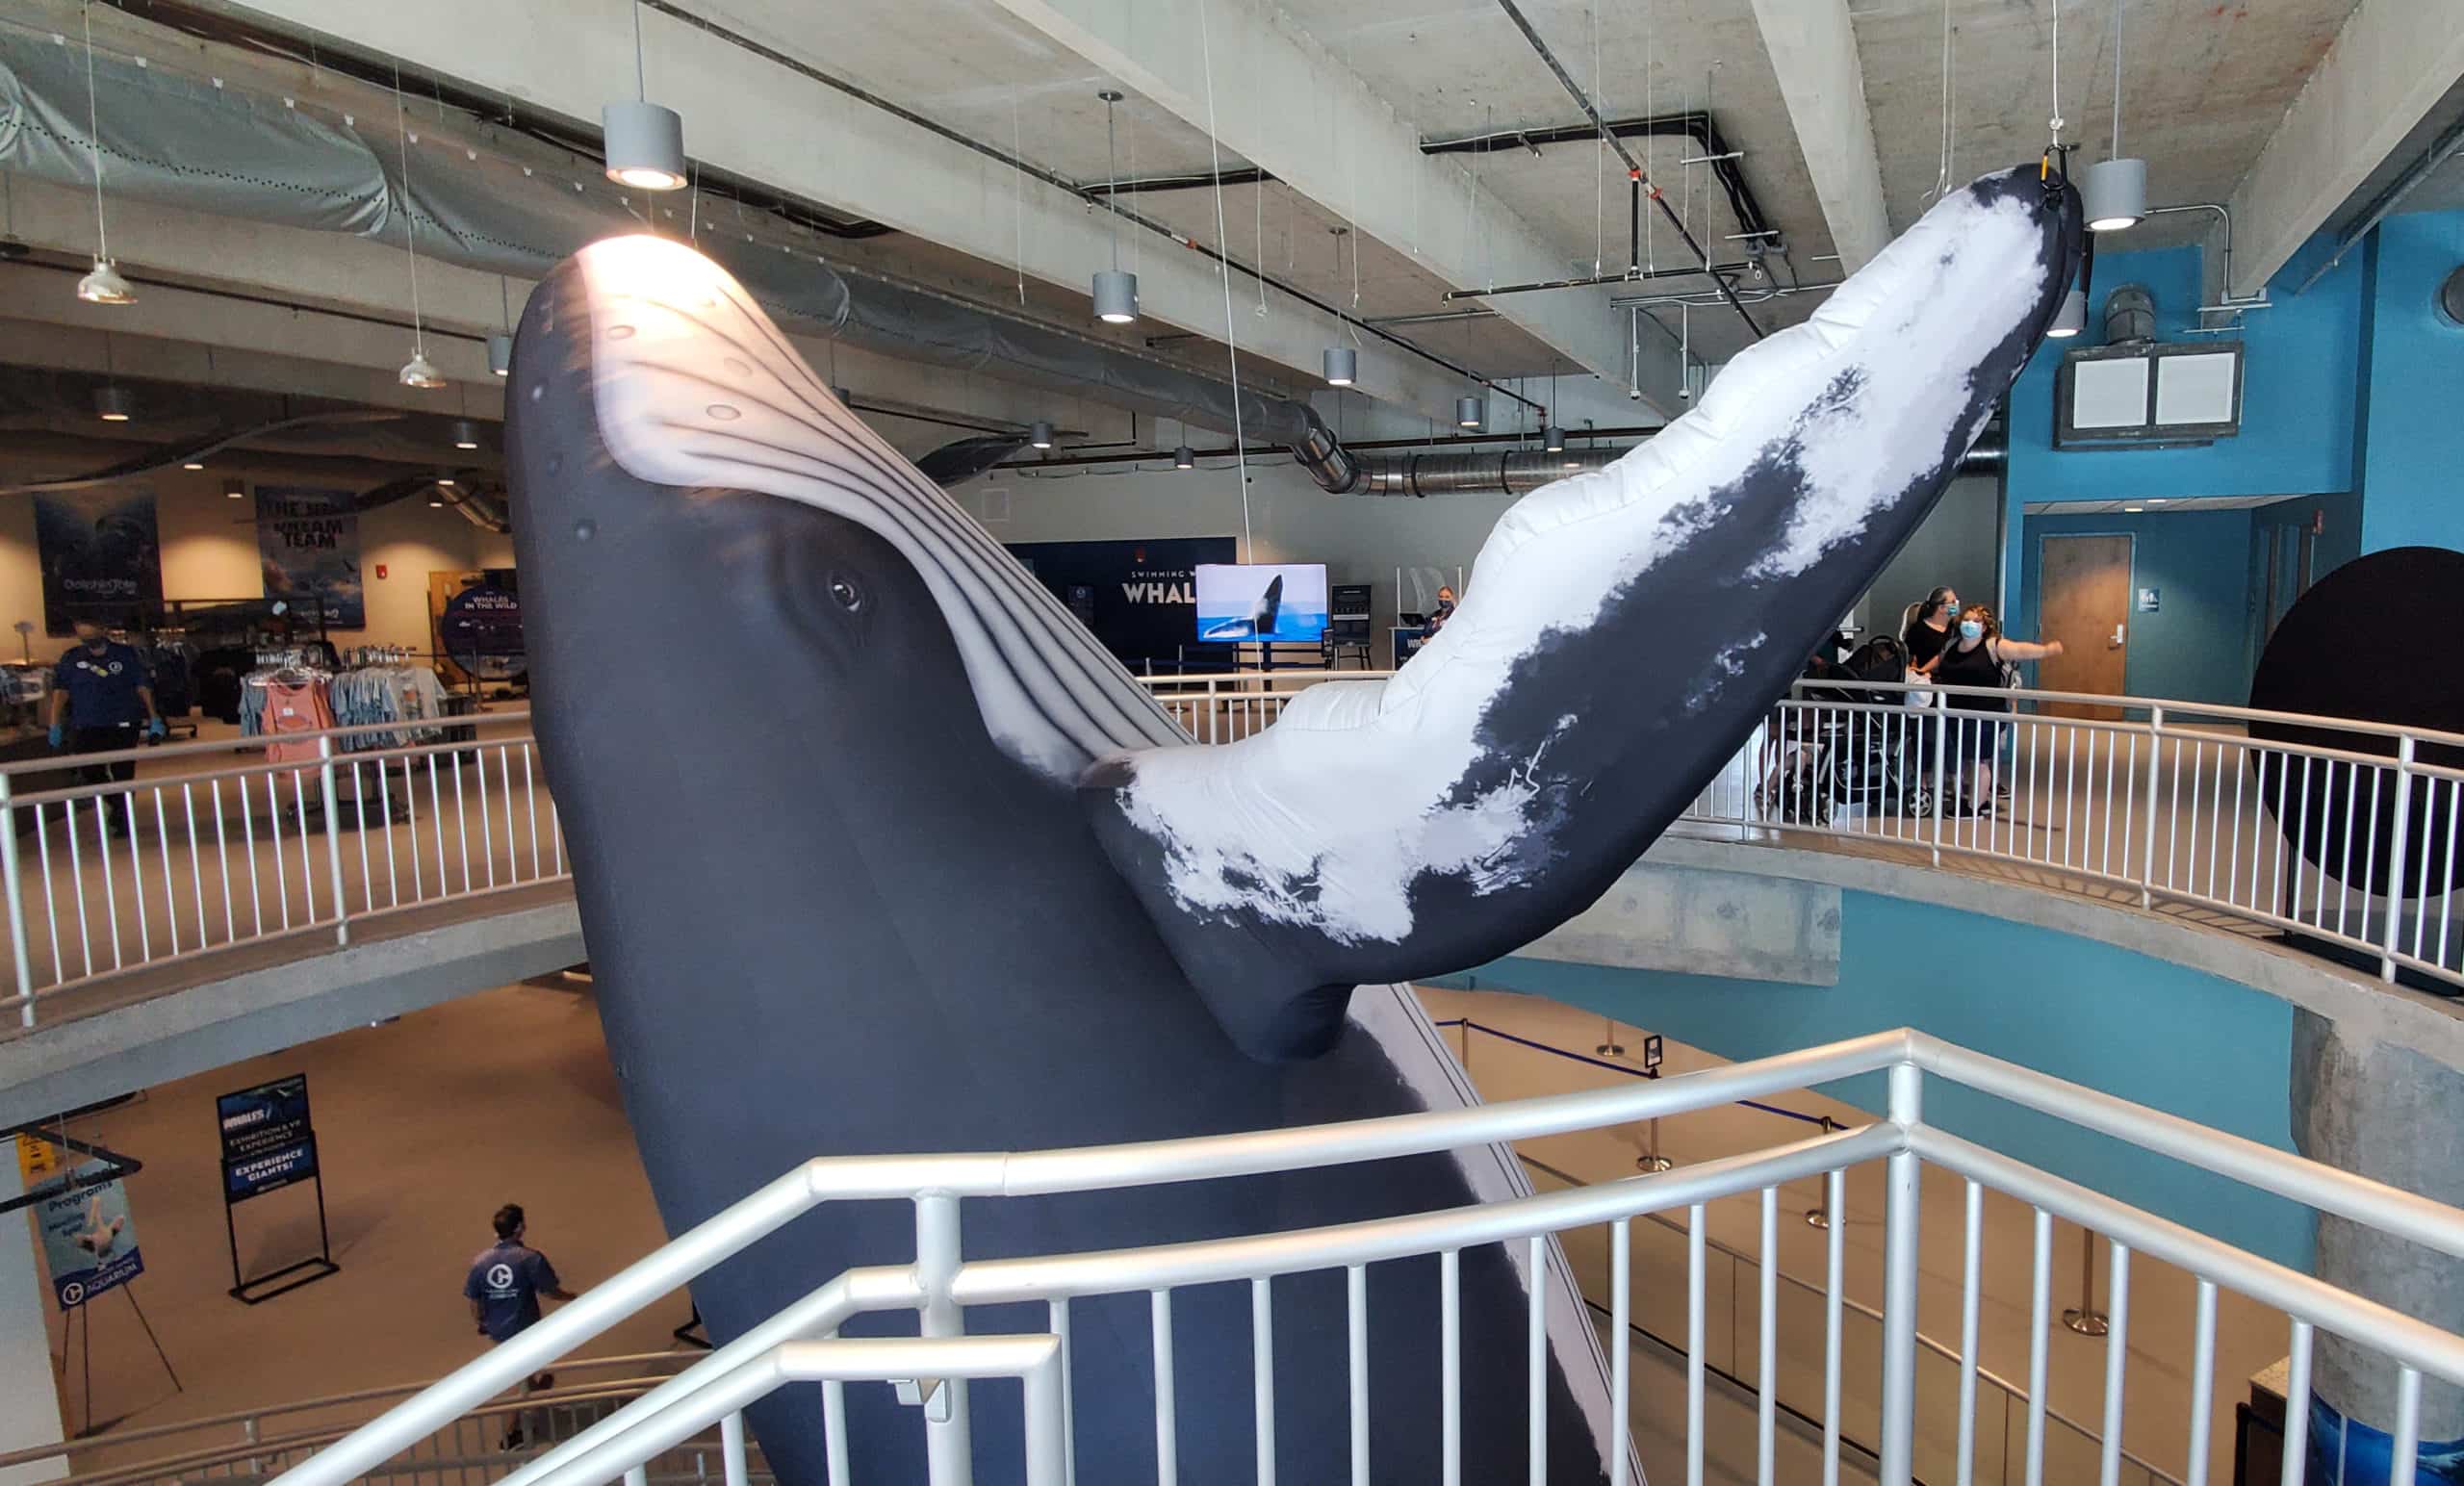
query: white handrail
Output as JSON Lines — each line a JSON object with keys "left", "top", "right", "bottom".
{"left": 261, "top": 1026, "right": 2464, "bottom": 1486}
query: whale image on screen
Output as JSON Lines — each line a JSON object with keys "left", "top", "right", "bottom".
{"left": 507, "top": 161, "right": 2082, "bottom": 1484}
{"left": 1196, "top": 562, "right": 1327, "bottom": 641}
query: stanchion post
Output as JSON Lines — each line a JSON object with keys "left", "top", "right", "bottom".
{"left": 2062, "top": 1225, "right": 2110, "bottom": 1337}
{"left": 2139, "top": 707, "right": 2165, "bottom": 910}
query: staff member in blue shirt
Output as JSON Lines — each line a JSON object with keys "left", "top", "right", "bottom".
{"left": 48, "top": 622, "right": 165, "bottom": 834}
{"left": 465, "top": 1203, "right": 578, "bottom": 1448}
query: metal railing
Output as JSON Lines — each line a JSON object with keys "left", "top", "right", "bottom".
{"left": 6, "top": 671, "right": 2455, "bottom": 1027}
{"left": 0, "top": 712, "right": 567, "bottom": 1027}
{"left": 0, "top": 1354, "right": 744, "bottom": 1486}
{"left": 219, "top": 1028, "right": 2464, "bottom": 1486}
{"left": 1699, "top": 678, "right": 2464, "bottom": 990}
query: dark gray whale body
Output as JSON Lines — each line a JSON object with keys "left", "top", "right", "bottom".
{"left": 506, "top": 164, "right": 2080, "bottom": 1485}
{"left": 506, "top": 291, "right": 1605, "bottom": 1483}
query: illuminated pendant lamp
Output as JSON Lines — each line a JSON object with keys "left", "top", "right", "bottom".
{"left": 1455, "top": 396, "right": 1484, "bottom": 430}
{"left": 487, "top": 277, "right": 517, "bottom": 377}
{"left": 391, "top": 69, "right": 446, "bottom": 389}
{"left": 603, "top": 2, "right": 687, "bottom": 191}
{"left": 1091, "top": 90, "right": 1139, "bottom": 323}
{"left": 1322, "top": 346, "right": 1357, "bottom": 387}
{"left": 74, "top": 9, "right": 132, "bottom": 306}
{"left": 93, "top": 333, "right": 131, "bottom": 421}
{"left": 2083, "top": 0, "right": 2145, "bottom": 232}
{"left": 1173, "top": 446, "right": 1195, "bottom": 471}
{"left": 1028, "top": 421, "right": 1055, "bottom": 450}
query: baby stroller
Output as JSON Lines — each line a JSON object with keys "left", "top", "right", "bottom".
{"left": 1759, "top": 637, "right": 1931, "bottom": 825}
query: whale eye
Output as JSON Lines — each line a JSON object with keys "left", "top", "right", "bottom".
{"left": 828, "top": 575, "right": 864, "bottom": 612}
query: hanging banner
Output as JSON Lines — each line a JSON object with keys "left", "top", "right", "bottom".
{"left": 217, "top": 1075, "right": 319, "bottom": 1202}
{"left": 37, "top": 1161, "right": 143, "bottom": 1309}
{"left": 254, "top": 487, "right": 365, "bottom": 628}
{"left": 34, "top": 487, "right": 164, "bottom": 635}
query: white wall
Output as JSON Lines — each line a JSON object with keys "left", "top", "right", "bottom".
{"left": 1852, "top": 475, "right": 2003, "bottom": 645}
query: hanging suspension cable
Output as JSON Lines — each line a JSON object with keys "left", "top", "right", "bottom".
{"left": 1196, "top": 0, "right": 1252, "bottom": 559}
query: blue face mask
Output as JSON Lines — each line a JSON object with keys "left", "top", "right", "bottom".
{"left": 1959, "top": 620, "right": 1984, "bottom": 641}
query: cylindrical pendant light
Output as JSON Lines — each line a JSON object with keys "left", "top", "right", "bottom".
{"left": 1173, "top": 446, "right": 1195, "bottom": 471}
{"left": 487, "top": 334, "right": 514, "bottom": 377}
{"left": 1090, "top": 90, "right": 1139, "bottom": 325}
{"left": 1092, "top": 269, "right": 1139, "bottom": 324}
{"left": 449, "top": 418, "right": 482, "bottom": 450}
{"left": 2047, "top": 287, "right": 2087, "bottom": 339}
{"left": 603, "top": 4, "right": 686, "bottom": 191}
{"left": 603, "top": 100, "right": 687, "bottom": 191}
{"left": 1542, "top": 426, "right": 1565, "bottom": 453}
{"left": 93, "top": 385, "right": 133, "bottom": 423}
{"left": 1322, "top": 346, "right": 1357, "bottom": 387}
{"left": 223, "top": 477, "right": 246, "bottom": 500}
{"left": 1029, "top": 421, "right": 1055, "bottom": 450}
{"left": 1455, "top": 397, "right": 1484, "bottom": 430}
{"left": 2083, "top": 158, "right": 2146, "bottom": 233}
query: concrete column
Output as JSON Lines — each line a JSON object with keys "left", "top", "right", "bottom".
{"left": 0, "top": 1147, "right": 68, "bottom": 1486}
{"left": 2291, "top": 1011, "right": 2464, "bottom": 1455}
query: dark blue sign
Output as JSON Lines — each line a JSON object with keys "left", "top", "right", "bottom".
{"left": 218, "top": 1075, "right": 319, "bottom": 1203}
{"left": 1005, "top": 537, "right": 1238, "bottom": 672}
{"left": 223, "top": 1137, "right": 319, "bottom": 1202}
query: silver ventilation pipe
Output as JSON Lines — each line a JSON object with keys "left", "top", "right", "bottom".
{"left": 1344, "top": 433, "right": 2008, "bottom": 498}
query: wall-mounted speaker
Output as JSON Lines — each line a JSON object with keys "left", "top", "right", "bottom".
{"left": 2439, "top": 264, "right": 2464, "bottom": 328}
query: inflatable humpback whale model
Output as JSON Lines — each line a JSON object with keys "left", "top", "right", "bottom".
{"left": 506, "top": 164, "right": 2079, "bottom": 1484}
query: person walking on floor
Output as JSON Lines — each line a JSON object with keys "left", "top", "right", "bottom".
{"left": 48, "top": 621, "right": 165, "bottom": 837}
{"left": 465, "top": 1203, "right": 578, "bottom": 1449}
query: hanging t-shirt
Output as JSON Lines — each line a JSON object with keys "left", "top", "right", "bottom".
{"left": 263, "top": 679, "right": 337, "bottom": 765}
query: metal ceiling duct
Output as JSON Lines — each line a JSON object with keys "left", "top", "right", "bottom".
{"left": 2103, "top": 284, "right": 2157, "bottom": 345}
{"left": 0, "top": 27, "right": 1355, "bottom": 483}
{"left": 1348, "top": 435, "right": 2009, "bottom": 499}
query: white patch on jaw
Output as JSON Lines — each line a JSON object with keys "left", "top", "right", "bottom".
{"left": 1118, "top": 184, "right": 2051, "bottom": 942}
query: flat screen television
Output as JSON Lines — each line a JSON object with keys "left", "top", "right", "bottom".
{"left": 1194, "top": 563, "right": 1330, "bottom": 643}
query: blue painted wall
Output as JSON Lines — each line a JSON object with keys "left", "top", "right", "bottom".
{"left": 1432, "top": 889, "right": 2309, "bottom": 1270}
{"left": 2355, "top": 213, "right": 2464, "bottom": 554}
{"left": 2018, "top": 508, "right": 2259, "bottom": 705}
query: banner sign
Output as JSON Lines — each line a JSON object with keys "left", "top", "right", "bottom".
{"left": 1005, "top": 538, "right": 1237, "bottom": 671}
{"left": 34, "top": 487, "right": 164, "bottom": 635}
{"left": 218, "top": 1075, "right": 319, "bottom": 1202}
{"left": 255, "top": 487, "right": 365, "bottom": 628}
{"left": 38, "top": 1161, "right": 143, "bottom": 1309}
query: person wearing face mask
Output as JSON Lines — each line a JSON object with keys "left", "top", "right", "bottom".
{"left": 1931, "top": 604, "right": 2063, "bottom": 813}
{"left": 1903, "top": 586, "right": 1963, "bottom": 674}
{"left": 48, "top": 621, "right": 166, "bottom": 834}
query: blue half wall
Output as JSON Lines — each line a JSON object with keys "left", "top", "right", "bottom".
{"left": 1431, "top": 888, "right": 2311, "bottom": 1271}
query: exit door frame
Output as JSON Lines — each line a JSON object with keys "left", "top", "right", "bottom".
{"left": 2033, "top": 529, "right": 2139, "bottom": 696}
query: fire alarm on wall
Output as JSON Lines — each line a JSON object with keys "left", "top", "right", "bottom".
{"left": 374, "top": 563, "right": 389, "bottom": 579}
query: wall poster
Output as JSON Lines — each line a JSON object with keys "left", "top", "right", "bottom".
{"left": 254, "top": 487, "right": 365, "bottom": 628}
{"left": 1005, "top": 537, "right": 1237, "bottom": 672}
{"left": 33, "top": 486, "right": 164, "bottom": 635}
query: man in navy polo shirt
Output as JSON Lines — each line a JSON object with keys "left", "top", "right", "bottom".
{"left": 465, "top": 1203, "right": 577, "bottom": 1448}
{"left": 48, "top": 621, "right": 164, "bottom": 835}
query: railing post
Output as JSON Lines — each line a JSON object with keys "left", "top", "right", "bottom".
{"left": 914, "top": 1191, "right": 975, "bottom": 1486}
{"left": 2380, "top": 734, "right": 2417, "bottom": 983}
{"left": 1929, "top": 695, "right": 1948, "bottom": 866}
{"left": 2139, "top": 707, "right": 2165, "bottom": 910}
{"left": 318, "top": 735, "right": 350, "bottom": 946}
{"left": 1878, "top": 1061, "right": 1924, "bottom": 1486}
{"left": 0, "top": 772, "right": 34, "bottom": 1028}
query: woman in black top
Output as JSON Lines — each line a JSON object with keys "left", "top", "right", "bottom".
{"left": 1904, "top": 586, "right": 1962, "bottom": 673}
{"left": 1932, "top": 604, "right": 2065, "bottom": 813}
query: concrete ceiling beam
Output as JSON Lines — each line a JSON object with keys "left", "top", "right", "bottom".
{"left": 2223, "top": 0, "right": 2464, "bottom": 297}
{"left": 966, "top": 0, "right": 1685, "bottom": 414}
{"left": 218, "top": 0, "right": 1499, "bottom": 426}
{"left": 1741, "top": 0, "right": 1892, "bottom": 274}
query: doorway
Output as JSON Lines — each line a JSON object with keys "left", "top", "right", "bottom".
{"left": 2036, "top": 534, "right": 2133, "bottom": 719}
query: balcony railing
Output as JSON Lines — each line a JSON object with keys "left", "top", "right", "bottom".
{"left": 139, "top": 1027, "right": 2463, "bottom": 1486}
{"left": 4, "top": 670, "right": 2455, "bottom": 1030}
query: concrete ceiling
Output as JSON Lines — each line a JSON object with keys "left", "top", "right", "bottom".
{"left": 5, "top": 0, "right": 2449, "bottom": 456}
{"left": 2022, "top": 495, "right": 2306, "bottom": 514}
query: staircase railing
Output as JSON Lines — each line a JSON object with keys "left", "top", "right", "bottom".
{"left": 209, "top": 1027, "right": 2464, "bottom": 1486}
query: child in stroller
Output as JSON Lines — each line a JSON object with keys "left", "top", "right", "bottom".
{"left": 1758, "top": 636, "right": 1932, "bottom": 825}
